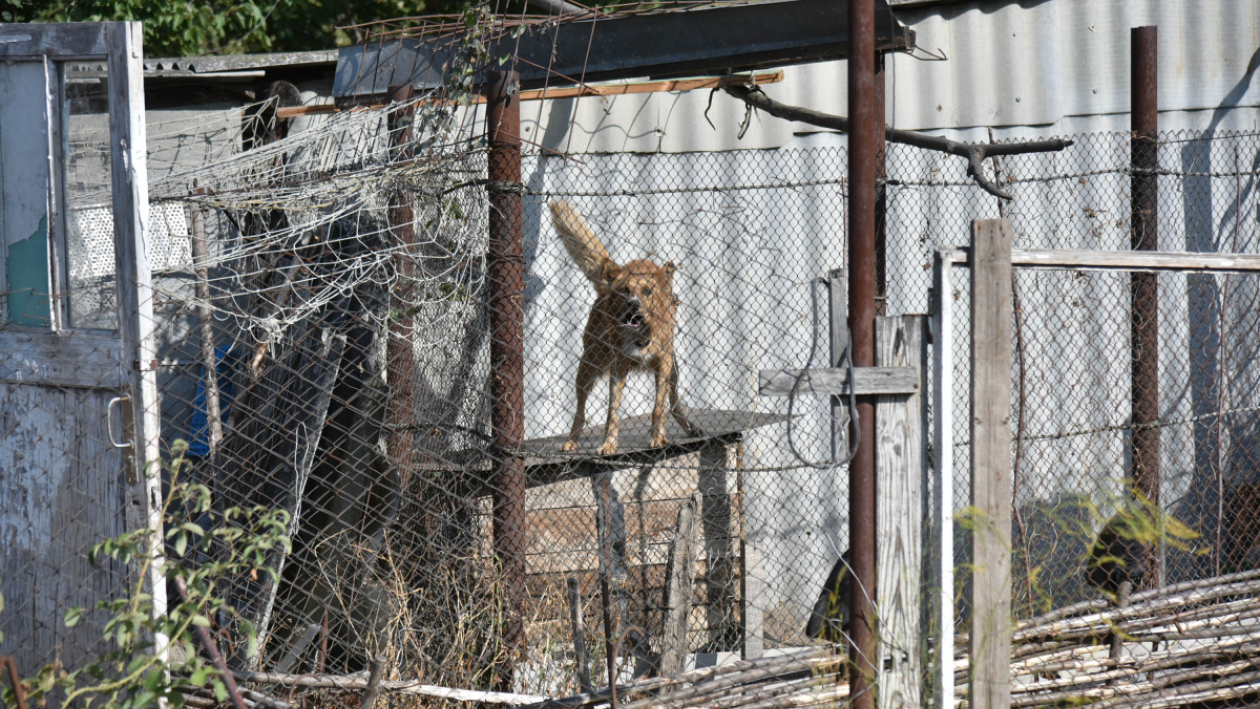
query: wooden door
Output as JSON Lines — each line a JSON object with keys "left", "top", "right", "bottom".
{"left": 0, "top": 22, "right": 162, "bottom": 677}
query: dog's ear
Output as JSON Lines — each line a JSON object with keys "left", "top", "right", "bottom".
{"left": 658, "top": 262, "right": 676, "bottom": 290}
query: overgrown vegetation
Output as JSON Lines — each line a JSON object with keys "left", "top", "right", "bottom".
{"left": 3, "top": 0, "right": 631, "bottom": 57}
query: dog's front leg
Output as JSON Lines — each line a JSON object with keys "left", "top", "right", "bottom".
{"left": 650, "top": 363, "right": 671, "bottom": 448}
{"left": 563, "top": 357, "right": 599, "bottom": 452}
{"left": 598, "top": 361, "right": 629, "bottom": 455}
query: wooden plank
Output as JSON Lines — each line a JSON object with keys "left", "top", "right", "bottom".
{"left": 0, "top": 329, "right": 124, "bottom": 389}
{"left": 875, "top": 316, "right": 926, "bottom": 709}
{"left": 274, "top": 71, "right": 785, "bottom": 117}
{"left": 567, "top": 578, "right": 593, "bottom": 692}
{"left": 931, "top": 250, "right": 957, "bottom": 709}
{"left": 107, "top": 19, "right": 168, "bottom": 650}
{"left": 948, "top": 247, "right": 1260, "bottom": 274}
{"left": 969, "top": 219, "right": 1013, "bottom": 709}
{"left": 757, "top": 366, "right": 920, "bottom": 397}
{"left": 660, "top": 493, "right": 701, "bottom": 675}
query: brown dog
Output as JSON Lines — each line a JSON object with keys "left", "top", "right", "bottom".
{"left": 550, "top": 201, "right": 701, "bottom": 454}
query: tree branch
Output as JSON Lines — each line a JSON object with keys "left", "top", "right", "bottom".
{"left": 723, "top": 85, "right": 1074, "bottom": 200}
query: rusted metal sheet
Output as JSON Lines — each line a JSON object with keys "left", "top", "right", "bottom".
{"left": 333, "top": 0, "right": 914, "bottom": 100}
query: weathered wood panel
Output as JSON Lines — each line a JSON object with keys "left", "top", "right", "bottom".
{"left": 0, "top": 23, "right": 111, "bottom": 59}
{"left": 969, "top": 219, "right": 1014, "bottom": 709}
{"left": 0, "top": 384, "right": 129, "bottom": 676}
{"left": 875, "top": 315, "right": 926, "bottom": 709}
{"left": 0, "top": 330, "right": 125, "bottom": 389}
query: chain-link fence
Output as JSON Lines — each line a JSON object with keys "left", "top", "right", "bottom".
{"left": 4, "top": 77, "right": 1260, "bottom": 706}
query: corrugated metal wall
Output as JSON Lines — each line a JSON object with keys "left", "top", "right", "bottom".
{"left": 487, "top": 0, "right": 1260, "bottom": 153}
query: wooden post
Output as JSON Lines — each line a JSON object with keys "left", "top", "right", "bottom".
{"left": 661, "top": 493, "right": 701, "bottom": 675}
{"left": 107, "top": 20, "right": 167, "bottom": 653}
{"left": 567, "top": 578, "right": 593, "bottom": 693}
{"left": 969, "top": 219, "right": 1014, "bottom": 709}
{"left": 875, "top": 315, "right": 927, "bottom": 709}
{"left": 189, "top": 196, "right": 222, "bottom": 461}
{"left": 931, "top": 251, "right": 958, "bottom": 709}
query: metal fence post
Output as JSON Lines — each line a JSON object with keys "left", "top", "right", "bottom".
{"left": 486, "top": 69, "right": 528, "bottom": 685}
{"left": 848, "top": 0, "right": 880, "bottom": 705}
{"left": 1130, "top": 26, "right": 1161, "bottom": 588}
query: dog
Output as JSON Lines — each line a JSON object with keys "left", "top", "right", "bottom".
{"left": 549, "top": 201, "right": 701, "bottom": 455}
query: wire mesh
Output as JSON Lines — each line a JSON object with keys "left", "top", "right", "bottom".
{"left": 4, "top": 73, "right": 1260, "bottom": 708}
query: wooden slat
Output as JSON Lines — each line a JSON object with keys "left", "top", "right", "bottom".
{"left": 0, "top": 329, "right": 124, "bottom": 389}
{"left": 931, "top": 251, "right": 957, "bottom": 709}
{"left": 757, "top": 366, "right": 920, "bottom": 397}
{"left": 275, "top": 71, "right": 784, "bottom": 118}
{"left": 948, "top": 247, "right": 1260, "bottom": 273}
{"left": 660, "top": 493, "right": 701, "bottom": 675}
{"left": 875, "top": 315, "right": 927, "bottom": 709}
{"left": 969, "top": 220, "right": 1014, "bottom": 709}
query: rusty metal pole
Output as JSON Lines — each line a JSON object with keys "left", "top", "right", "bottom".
{"left": 848, "top": 0, "right": 879, "bottom": 705}
{"left": 486, "top": 70, "right": 528, "bottom": 687}
{"left": 1130, "top": 26, "right": 1160, "bottom": 588}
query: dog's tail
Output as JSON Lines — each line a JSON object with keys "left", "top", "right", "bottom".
{"left": 550, "top": 201, "right": 615, "bottom": 288}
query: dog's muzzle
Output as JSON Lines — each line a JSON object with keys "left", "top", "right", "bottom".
{"left": 621, "top": 300, "right": 647, "bottom": 330}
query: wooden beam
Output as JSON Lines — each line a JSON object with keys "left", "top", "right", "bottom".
{"left": 969, "top": 219, "right": 1014, "bottom": 709}
{"left": 948, "top": 247, "right": 1260, "bottom": 274}
{"left": 875, "top": 315, "right": 927, "bottom": 709}
{"left": 757, "top": 366, "right": 919, "bottom": 397}
{"left": 276, "top": 71, "right": 784, "bottom": 118}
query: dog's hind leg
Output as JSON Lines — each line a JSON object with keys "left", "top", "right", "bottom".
{"left": 563, "top": 357, "right": 599, "bottom": 452}
{"left": 668, "top": 359, "right": 703, "bottom": 438}
{"left": 598, "top": 360, "right": 629, "bottom": 455}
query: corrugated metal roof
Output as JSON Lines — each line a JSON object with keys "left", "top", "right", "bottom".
{"left": 511, "top": 0, "right": 1260, "bottom": 153}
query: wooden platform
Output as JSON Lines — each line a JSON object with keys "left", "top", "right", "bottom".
{"left": 414, "top": 409, "right": 785, "bottom": 491}
{"left": 522, "top": 408, "right": 785, "bottom": 487}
